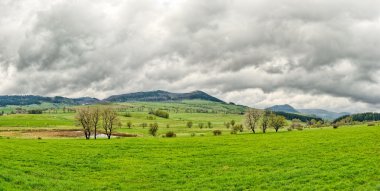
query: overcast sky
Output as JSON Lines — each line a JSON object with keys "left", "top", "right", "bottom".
{"left": 1, "top": 0, "right": 380, "bottom": 112}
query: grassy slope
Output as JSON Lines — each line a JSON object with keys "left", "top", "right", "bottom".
{"left": 0, "top": 126, "right": 379, "bottom": 190}
{"left": 0, "top": 100, "right": 247, "bottom": 136}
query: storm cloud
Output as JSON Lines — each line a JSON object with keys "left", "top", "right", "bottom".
{"left": 1, "top": 0, "right": 380, "bottom": 112}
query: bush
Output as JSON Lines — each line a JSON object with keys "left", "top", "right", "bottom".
{"left": 124, "top": 112, "right": 132, "bottom": 117}
{"left": 165, "top": 131, "right": 176, "bottom": 137}
{"left": 213, "top": 130, "right": 222, "bottom": 136}
{"left": 146, "top": 116, "right": 156, "bottom": 120}
{"left": 191, "top": 133, "right": 196, "bottom": 137}
{"left": 368, "top": 122, "right": 375, "bottom": 126}
{"left": 187, "top": 121, "right": 193, "bottom": 128}
{"left": 333, "top": 124, "right": 339, "bottom": 129}
{"left": 296, "top": 126, "right": 304, "bottom": 131}
{"left": 27, "top": 110, "right": 43, "bottom": 114}
{"left": 150, "top": 110, "right": 169, "bottom": 119}
{"left": 287, "top": 127, "right": 293, "bottom": 131}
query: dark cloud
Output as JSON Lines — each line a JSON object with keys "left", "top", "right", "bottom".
{"left": 0, "top": 0, "right": 380, "bottom": 112}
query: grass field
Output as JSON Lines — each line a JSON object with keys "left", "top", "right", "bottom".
{"left": 0, "top": 126, "right": 379, "bottom": 190}
{"left": 0, "top": 101, "right": 248, "bottom": 137}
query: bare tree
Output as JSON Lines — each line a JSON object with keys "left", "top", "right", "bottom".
{"left": 270, "top": 114, "right": 287, "bottom": 132}
{"left": 245, "top": 108, "right": 262, "bottom": 133}
{"left": 261, "top": 110, "right": 271, "bottom": 133}
{"left": 102, "top": 108, "right": 120, "bottom": 139}
{"left": 91, "top": 107, "right": 100, "bottom": 139}
{"left": 76, "top": 107, "right": 92, "bottom": 139}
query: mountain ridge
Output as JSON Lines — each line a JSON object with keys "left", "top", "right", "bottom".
{"left": 0, "top": 90, "right": 224, "bottom": 106}
{"left": 267, "top": 104, "right": 350, "bottom": 120}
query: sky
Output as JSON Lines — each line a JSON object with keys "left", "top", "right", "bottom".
{"left": 1, "top": 0, "right": 380, "bottom": 113}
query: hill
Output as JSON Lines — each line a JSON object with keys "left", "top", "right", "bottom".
{"left": 267, "top": 104, "right": 299, "bottom": 113}
{"left": 104, "top": 90, "right": 225, "bottom": 103}
{"left": 298, "top": 109, "right": 350, "bottom": 120}
{"left": 0, "top": 90, "right": 225, "bottom": 107}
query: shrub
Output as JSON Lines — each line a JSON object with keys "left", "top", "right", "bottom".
{"left": 213, "top": 130, "right": 222, "bottom": 136}
{"left": 187, "top": 121, "right": 193, "bottom": 128}
{"left": 333, "top": 124, "right": 339, "bottom": 129}
{"left": 141, "top": 123, "right": 148, "bottom": 128}
{"left": 146, "top": 116, "right": 155, "bottom": 120}
{"left": 296, "top": 126, "right": 304, "bottom": 131}
{"left": 198, "top": 123, "right": 204, "bottom": 129}
{"left": 191, "top": 133, "right": 196, "bottom": 137}
{"left": 37, "top": 137, "right": 42, "bottom": 140}
{"left": 287, "top": 127, "right": 293, "bottom": 131}
{"left": 150, "top": 110, "right": 169, "bottom": 119}
{"left": 368, "top": 122, "right": 375, "bottom": 126}
{"left": 165, "top": 131, "right": 176, "bottom": 137}
{"left": 124, "top": 112, "right": 132, "bottom": 117}
{"left": 207, "top": 121, "right": 213, "bottom": 129}
{"left": 27, "top": 110, "right": 43, "bottom": 114}
{"left": 126, "top": 121, "right": 132, "bottom": 129}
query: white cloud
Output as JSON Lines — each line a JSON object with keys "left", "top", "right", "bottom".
{"left": 0, "top": 0, "right": 380, "bottom": 112}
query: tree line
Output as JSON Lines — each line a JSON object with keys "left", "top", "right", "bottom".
{"left": 333, "top": 112, "right": 380, "bottom": 124}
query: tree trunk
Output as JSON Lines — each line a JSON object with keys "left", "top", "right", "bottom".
{"left": 94, "top": 128, "right": 96, "bottom": 139}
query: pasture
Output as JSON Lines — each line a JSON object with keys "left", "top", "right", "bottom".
{"left": 0, "top": 126, "right": 379, "bottom": 190}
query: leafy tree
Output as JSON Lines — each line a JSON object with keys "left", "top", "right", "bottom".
{"left": 127, "top": 121, "right": 132, "bottom": 129}
{"left": 224, "top": 122, "right": 231, "bottom": 129}
{"left": 207, "top": 121, "right": 213, "bottom": 129}
{"left": 230, "top": 120, "right": 236, "bottom": 127}
{"left": 270, "top": 114, "right": 287, "bottom": 132}
{"left": 149, "top": 123, "right": 159, "bottom": 136}
{"left": 187, "top": 121, "right": 193, "bottom": 128}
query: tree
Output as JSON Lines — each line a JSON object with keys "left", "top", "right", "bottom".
{"left": 76, "top": 107, "right": 92, "bottom": 139}
{"left": 207, "top": 121, "right": 212, "bottom": 129}
{"left": 261, "top": 110, "right": 271, "bottom": 133}
{"left": 91, "top": 107, "right": 100, "bottom": 139}
{"left": 245, "top": 108, "right": 262, "bottom": 133}
{"left": 230, "top": 120, "right": 236, "bottom": 127}
{"left": 127, "top": 121, "right": 132, "bottom": 129}
{"left": 290, "top": 119, "right": 302, "bottom": 129}
{"left": 187, "top": 121, "right": 193, "bottom": 128}
{"left": 102, "top": 108, "right": 120, "bottom": 139}
{"left": 224, "top": 122, "right": 231, "bottom": 129}
{"left": 270, "top": 114, "right": 287, "bottom": 132}
{"left": 149, "top": 123, "right": 159, "bottom": 136}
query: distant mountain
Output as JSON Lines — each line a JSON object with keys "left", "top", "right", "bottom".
{"left": 0, "top": 90, "right": 225, "bottom": 107}
{"left": 267, "top": 104, "right": 349, "bottom": 120}
{"left": 298, "top": 109, "right": 350, "bottom": 120}
{"left": 104, "top": 90, "right": 225, "bottom": 103}
{"left": 0, "top": 95, "right": 98, "bottom": 106}
{"left": 267, "top": 104, "right": 299, "bottom": 113}
{"left": 72, "top": 97, "right": 101, "bottom": 105}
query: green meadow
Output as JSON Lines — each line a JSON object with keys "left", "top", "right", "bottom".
{"left": 0, "top": 126, "right": 379, "bottom": 190}
{"left": 0, "top": 101, "right": 379, "bottom": 190}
